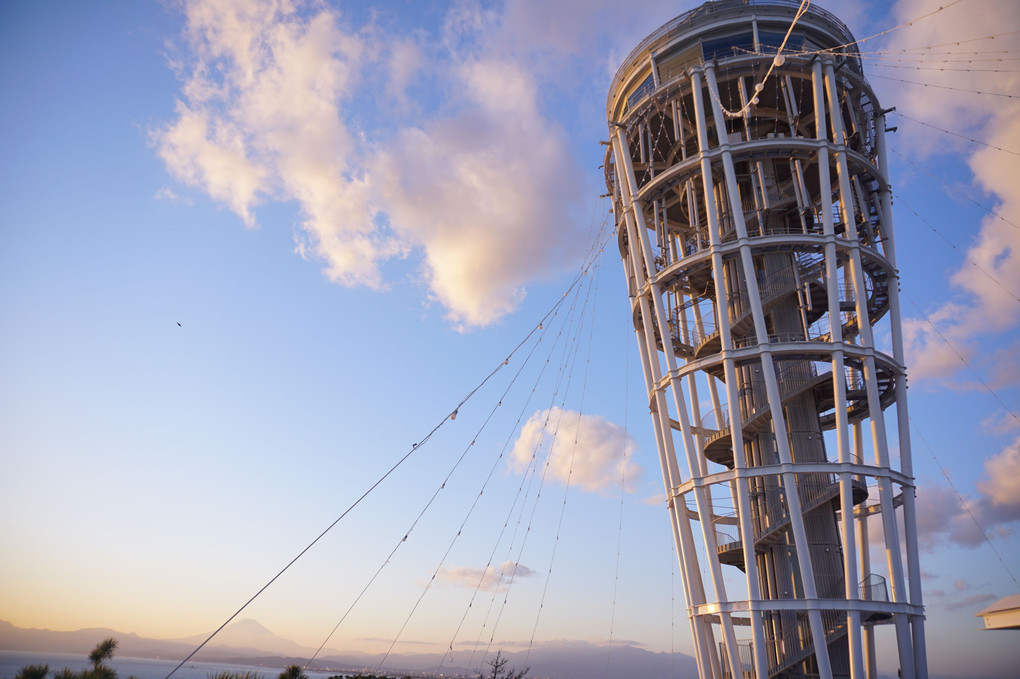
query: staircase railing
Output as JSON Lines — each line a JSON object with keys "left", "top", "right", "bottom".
{"left": 716, "top": 576, "right": 889, "bottom": 678}
{"left": 699, "top": 361, "right": 820, "bottom": 434}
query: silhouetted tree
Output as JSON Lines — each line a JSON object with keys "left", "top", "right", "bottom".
{"left": 78, "top": 666, "right": 116, "bottom": 679}
{"left": 14, "top": 664, "right": 49, "bottom": 679}
{"left": 17, "top": 638, "right": 123, "bottom": 679}
{"left": 277, "top": 666, "right": 307, "bottom": 679}
{"left": 479, "top": 651, "right": 529, "bottom": 679}
{"left": 80, "top": 638, "right": 119, "bottom": 679}
{"left": 88, "top": 639, "right": 118, "bottom": 669}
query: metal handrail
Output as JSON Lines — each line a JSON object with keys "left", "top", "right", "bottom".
{"left": 699, "top": 362, "right": 820, "bottom": 434}
{"left": 765, "top": 608, "right": 848, "bottom": 674}
{"left": 824, "top": 573, "right": 890, "bottom": 601}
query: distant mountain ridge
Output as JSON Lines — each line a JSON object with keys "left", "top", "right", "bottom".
{"left": 168, "top": 618, "right": 312, "bottom": 658}
{"left": 0, "top": 619, "right": 330, "bottom": 665}
{"left": 0, "top": 619, "right": 698, "bottom": 679}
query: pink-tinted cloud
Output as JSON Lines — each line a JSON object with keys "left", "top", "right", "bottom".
{"left": 977, "top": 435, "right": 1020, "bottom": 515}
{"left": 915, "top": 435, "right": 1020, "bottom": 549}
{"left": 436, "top": 560, "right": 536, "bottom": 591}
{"left": 945, "top": 592, "right": 997, "bottom": 611}
{"left": 981, "top": 408, "right": 1020, "bottom": 435}
{"left": 510, "top": 408, "right": 641, "bottom": 494}
{"left": 886, "top": 0, "right": 1020, "bottom": 383}
{"left": 155, "top": 0, "right": 590, "bottom": 328}
{"left": 373, "top": 58, "right": 584, "bottom": 328}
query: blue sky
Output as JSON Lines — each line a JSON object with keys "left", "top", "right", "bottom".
{"left": 1, "top": 1, "right": 1018, "bottom": 678}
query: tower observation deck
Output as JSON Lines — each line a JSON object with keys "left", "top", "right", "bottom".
{"left": 603, "top": 2, "right": 927, "bottom": 678}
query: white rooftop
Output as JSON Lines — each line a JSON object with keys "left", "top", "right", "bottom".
{"left": 976, "top": 594, "right": 1020, "bottom": 630}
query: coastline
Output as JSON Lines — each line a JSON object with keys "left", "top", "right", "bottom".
{"left": 0, "top": 651, "right": 351, "bottom": 679}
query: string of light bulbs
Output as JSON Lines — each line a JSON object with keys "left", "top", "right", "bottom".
{"left": 708, "top": 0, "right": 811, "bottom": 119}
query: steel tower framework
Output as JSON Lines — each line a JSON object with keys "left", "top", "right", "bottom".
{"left": 604, "top": 2, "right": 927, "bottom": 678}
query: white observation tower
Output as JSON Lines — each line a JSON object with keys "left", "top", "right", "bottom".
{"left": 603, "top": 2, "right": 927, "bottom": 678}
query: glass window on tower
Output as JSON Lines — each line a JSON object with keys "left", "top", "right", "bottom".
{"left": 758, "top": 30, "right": 805, "bottom": 54}
{"left": 701, "top": 32, "right": 754, "bottom": 60}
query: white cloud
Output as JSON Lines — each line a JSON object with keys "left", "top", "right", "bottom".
{"left": 883, "top": 0, "right": 1020, "bottom": 382}
{"left": 373, "top": 58, "right": 584, "bottom": 328}
{"left": 153, "top": 185, "right": 189, "bottom": 204}
{"left": 915, "top": 435, "right": 1020, "bottom": 549}
{"left": 157, "top": 100, "right": 268, "bottom": 227}
{"left": 930, "top": 344, "right": 1020, "bottom": 394}
{"left": 982, "top": 409, "right": 1020, "bottom": 435}
{"left": 437, "top": 560, "right": 536, "bottom": 591}
{"left": 977, "top": 435, "right": 1020, "bottom": 514}
{"left": 945, "top": 592, "right": 997, "bottom": 611}
{"left": 510, "top": 407, "right": 641, "bottom": 494}
{"left": 155, "top": 0, "right": 393, "bottom": 285}
{"left": 497, "top": 0, "right": 697, "bottom": 83}
{"left": 155, "top": 0, "right": 588, "bottom": 328}
{"left": 384, "top": 38, "right": 423, "bottom": 108}
{"left": 926, "top": 578, "right": 997, "bottom": 611}
{"left": 984, "top": 345, "right": 1020, "bottom": 390}
{"left": 915, "top": 485, "right": 985, "bottom": 549}
{"left": 501, "top": 0, "right": 653, "bottom": 59}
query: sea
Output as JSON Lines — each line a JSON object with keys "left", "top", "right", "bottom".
{"left": 0, "top": 652, "right": 351, "bottom": 679}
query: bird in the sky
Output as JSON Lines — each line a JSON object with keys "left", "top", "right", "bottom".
{"left": 177, "top": 322, "right": 182, "bottom": 327}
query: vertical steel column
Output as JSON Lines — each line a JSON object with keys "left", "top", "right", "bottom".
{"left": 811, "top": 58, "right": 864, "bottom": 679}
{"left": 823, "top": 61, "right": 915, "bottom": 679}
{"left": 704, "top": 62, "right": 833, "bottom": 679}
{"left": 670, "top": 75, "right": 744, "bottom": 679}
{"left": 614, "top": 133, "right": 723, "bottom": 679}
{"left": 694, "top": 66, "right": 770, "bottom": 679}
{"left": 875, "top": 118, "right": 928, "bottom": 679}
